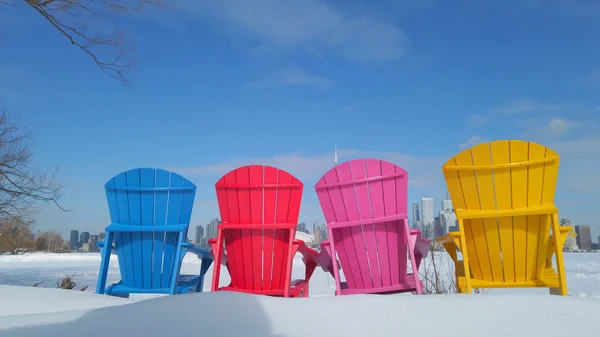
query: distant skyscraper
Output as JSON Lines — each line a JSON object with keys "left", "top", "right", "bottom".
{"left": 297, "top": 222, "right": 307, "bottom": 233}
{"left": 421, "top": 197, "right": 435, "bottom": 229}
{"left": 89, "top": 235, "right": 99, "bottom": 252}
{"left": 411, "top": 203, "right": 420, "bottom": 224}
{"left": 434, "top": 216, "right": 444, "bottom": 237}
{"left": 69, "top": 230, "right": 79, "bottom": 250}
{"left": 79, "top": 231, "right": 90, "bottom": 246}
{"left": 575, "top": 225, "right": 592, "bottom": 251}
{"left": 314, "top": 225, "right": 321, "bottom": 244}
{"left": 441, "top": 199, "right": 453, "bottom": 212}
{"left": 205, "top": 218, "right": 220, "bottom": 240}
{"left": 320, "top": 225, "right": 328, "bottom": 240}
{"left": 195, "top": 225, "right": 204, "bottom": 244}
{"left": 439, "top": 208, "right": 457, "bottom": 236}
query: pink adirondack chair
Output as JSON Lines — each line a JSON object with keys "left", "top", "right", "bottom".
{"left": 314, "top": 158, "right": 430, "bottom": 295}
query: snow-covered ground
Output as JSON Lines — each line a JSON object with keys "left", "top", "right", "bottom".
{"left": 0, "top": 251, "right": 598, "bottom": 336}
{"left": 1, "top": 251, "right": 599, "bottom": 297}
{"left": 1, "top": 287, "right": 598, "bottom": 337}
{"left": 0, "top": 251, "right": 338, "bottom": 297}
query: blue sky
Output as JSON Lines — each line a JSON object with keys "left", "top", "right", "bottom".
{"left": 1, "top": 0, "right": 600, "bottom": 241}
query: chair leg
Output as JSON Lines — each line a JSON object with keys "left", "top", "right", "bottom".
{"left": 96, "top": 231, "right": 113, "bottom": 295}
{"left": 458, "top": 219, "right": 473, "bottom": 294}
{"left": 405, "top": 219, "right": 423, "bottom": 295}
{"left": 106, "top": 285, "right": 130, "bottom": 299}
{"left": 550, "top": 213, "right": 568, "bottom": 296}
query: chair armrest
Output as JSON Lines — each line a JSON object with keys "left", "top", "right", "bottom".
{"left": 436, "top": 231, "right": 460, "bottom": 245}
{"left": 294, "top": 239, "right": 318, "bottom": 260}
{"left": 436, "top": 232, "right": 461, "bottom": 263}
{"left": 208, "top": 238, "right": 228, "bottom": 266}
{"left": 549, "top": 226, "right": 574, "bottom": 252}
{"left": 316, "top": 240, "right": 338, "bottom": 276}
{"left": 293, "top": 239, "right": 318, "bottom": 281}
{"left": 558, "top": 226, "right": 574, "bottom": 234}
{"left": 410, "top": 229, "right": 422, "bottom": 237}
{"left": 415, "top": 236, "right": 430, "bottom": 259}
{"left": 181, "top": 242, "right": 213, "bottom": 260}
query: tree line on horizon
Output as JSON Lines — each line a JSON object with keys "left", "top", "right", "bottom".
{"left": 0, "top": 215, "right": 70, "bottom": 254}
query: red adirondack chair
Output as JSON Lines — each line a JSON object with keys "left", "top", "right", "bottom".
{"left": 208, "top": 165, "right": 319, "bottom": 297}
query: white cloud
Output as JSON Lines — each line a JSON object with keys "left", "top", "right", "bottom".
{"left": 469, "top": 98, "right": 585, "bottom": 127}
{"left": 548, "top": 136, "right": 600, "bottom": 196}
{"left": 339, "top": 103, "right": 359, "bottom": 111}
{"left": 474, "top": 0, "right": 600, "bottom": 17}
{"left": 292, "top": 100, "right": 358, "bottom": 111}
{"left": 541, "top": 0, "right": 600, "bottom": 16}
{"left": 171, "top": 148, "right": 447, "bottom": 225}
{"left": 172, "top": 148, "right": 445, "bottom": 189}
{"left": 251, "top": 66, "right": 332, "bottom": 89}
{"left": 490, "top": 98, "right": 570, "bottom": 115}
{"left": 188, "top": 0, "right": 410, "bottom": 62}
{"left": 520, "top": 117, "right": 579, "bottom": 139}
{"left": 545, "top": 118, "right": 577, "bottom": 137}
{"left": 459, "top": 136, "right": 484, "bottom": 149}
{"left": 467, "top": 114, "right": 488, "bottom": 127}
{"left": 549, "top": 136, "right": 600, "bottom": 158}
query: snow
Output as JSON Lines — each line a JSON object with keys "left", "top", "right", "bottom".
{"left": 0, "top": 288, "right": 597, "bottom": 336}
{"left": 0, "top": 285, "right": 134, "bottom": 316}
{"left": 0, "top": 251, "right": 338, "bottom": 297}
{"left": 0, "top": 251, "right": 599, "bottom": 336}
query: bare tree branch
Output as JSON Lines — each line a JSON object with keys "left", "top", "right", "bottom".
{"left": 15, "top": 0, "right": 167, "bottom": 85}
{"left": 0, "top": 109, "right": 69, "bottom": 218}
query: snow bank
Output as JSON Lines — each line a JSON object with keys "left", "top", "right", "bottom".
{"left": 0, "top": 285, "right": 133, "bottom": 316}
{"left": 0, "top": 252, "right": 103, "bottom": 264}
{"left": 0, "top": 252, "right": 599, "bottom": 336}
{"left": 0, "top": 288, "right": 597, "bottom": 337}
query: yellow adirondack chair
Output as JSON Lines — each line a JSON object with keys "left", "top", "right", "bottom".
{"left": 436, "top": 140, "right": 573, "bottom": 295}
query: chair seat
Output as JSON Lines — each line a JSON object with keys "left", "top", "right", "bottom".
{"left": 216, "top": 279, "right": 309, "bottom": 298}
{"left": 455, "top": 261, "right": 561, "bottom": 289}
{"left": 337, "top": 276, "right": 420, "bottom": 295}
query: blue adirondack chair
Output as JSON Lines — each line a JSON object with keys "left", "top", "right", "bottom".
{"left": 96, "top": 168, "right": 213, "bottom": 297}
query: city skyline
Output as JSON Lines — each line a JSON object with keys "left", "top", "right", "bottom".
{"left": 61, "top": 214, "right": 600, "bottom": 252}
{"left": 61, "top": 192, "right": 600, "bottom": 247}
